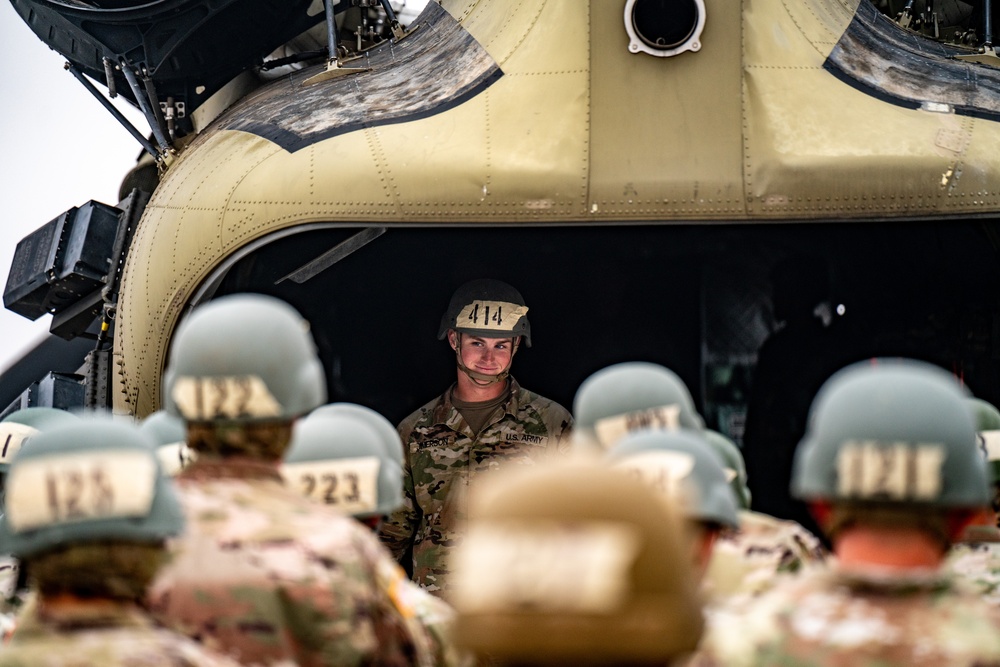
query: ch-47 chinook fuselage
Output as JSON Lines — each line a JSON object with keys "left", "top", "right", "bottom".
{"left": 6, "top": 0, "right": 1000, "bottom": 522}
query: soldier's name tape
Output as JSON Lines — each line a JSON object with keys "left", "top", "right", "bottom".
{"left": 594, "top": 404, "right": 681, "bottom": 449}
{"left": 282, "top": 456, "right": 381, "bottom": 514}
{"left": 172, "top": 375, "right": 282, "bottom": 421}
{"left": 6, "top": 450, "right": 157, "bottom": 532}
{"left": 836, "top": 440, "right": 945, "bottom": 500}
{"left": 457, "top": 301, "right": 528, "bottom": 332}
{"left": 982, "top": 430, "right": 1000, "bottom": 462}
{"left": 610, "top": 450, "right": 697, "bottom": 505}
{"left": 451, "top": 521, "right": 640, "bottom": 614}
{"left": 0, "top": 423, "right": 37, "bottom": 464}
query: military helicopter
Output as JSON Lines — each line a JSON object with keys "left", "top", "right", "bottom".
{"left": 5, "top": 0, "right": 1000, "bottom": 521}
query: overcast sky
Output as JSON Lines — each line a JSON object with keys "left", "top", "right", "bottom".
{"left": 0, "top": 3, "right": 148, "bottom": 375}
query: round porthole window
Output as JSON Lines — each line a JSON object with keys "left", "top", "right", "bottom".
{"left": 624, "top": 0, "right": 706, "bottom": 58}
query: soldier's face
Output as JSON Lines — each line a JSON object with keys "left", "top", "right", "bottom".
{"left": 450, "top": 332, "right": 516, "bottom": 375}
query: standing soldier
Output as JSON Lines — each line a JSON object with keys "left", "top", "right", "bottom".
{"left": 693, "top": 359, "right": 1000, "bottom": 666}
{"left": 378, "top": 279, "right": 573, "bottom": 594}
{"left": 0, "top": 417, "right": 240, "bottom": 666}
{"left": 573, "top": 361, "right": 826, "bottom": 601}
{"left": 148, "top": 293, "right": 425, "bottom": 666}
{"left": 284, "top": 407, "right": 472, "bottom": 667}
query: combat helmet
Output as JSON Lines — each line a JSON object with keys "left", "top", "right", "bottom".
{"left": 969, "top": 397, "right": 1000, "bottom": 486}
{"left": 0, "top": 407, "right": 80, "bottom": 474}
{"left": 438, "top": 279, "right": 531, "bottom": 345}
{"left": 0, "top": 417, "right": 185, "bottom": 560}
{"left": 312, "top": 402, "right": 404, "bottom": 467}
{"left": 572, "top": 362, "right": 704, "bottom": 453}
{"left": 162, "top": 294, "right": 326, "bottom": 424}
{"left": 791, "top": 359, "right": 989, "bottom": 509}
{"left": 703, "top": 429, "right": 752, "bottom": 510}
{"left": 450, "top": 463, "right": 704, "bottom": 664}
{"left": 606, "top": 429, "right": 741, "bottom": 529}
{"left": 283, "top": 410, "right": 403, "bottom": 519}
{"left": 139, "top": 410, "right": 197, "bottom": 475}
{"left": 438, "top": 279, "right": 531, "bottom": 386}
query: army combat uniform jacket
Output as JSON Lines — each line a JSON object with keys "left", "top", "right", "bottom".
{"left": 704, "top": 510, "right": 828, "bottom": 603}
{"left": 948, "top": 540, "right": 1000, "bottom": 608}
{"left": 0, "top": 601, "right": 241, "bottom": 667}
{"left": 378, "top": 379, "right": 572, "bottom": 593}
{"left": 690, "top": 564, "right": 1000, "bottom": 667}
{"left": 149, "top": 460, "right": 429, "bottom": 667}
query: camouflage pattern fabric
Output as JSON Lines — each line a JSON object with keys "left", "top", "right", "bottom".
{"left": 377, "top": 379, "right": 572, "bottom": 593}
{"left": 0, "top": 601, "right": 241, "bottom": 666}
{"left": 149, "top": 459, "right": 428, "bottom": 666}
{"left": 690, "top": 565, "right": 1000, "bottom": 666}
{"left": 704, "top": 509, "right": 828, "bottom": 603}
{"left": 948, "top": 541, "right": 1000, "bottom": 608}
{"left": 389, "top": 575, "right": 475, "bottom": 667}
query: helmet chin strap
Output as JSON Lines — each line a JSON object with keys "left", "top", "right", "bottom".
{"left": 453, "top": 332, "right": 520, "bottom": 386}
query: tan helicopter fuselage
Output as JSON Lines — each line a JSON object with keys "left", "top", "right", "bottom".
{"left": 113, "top": 0, "right": 1000, "bottom": 416}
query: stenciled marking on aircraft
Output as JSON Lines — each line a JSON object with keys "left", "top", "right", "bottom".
{"left": 217, "top": 2, "right": 503, "bottom": 153}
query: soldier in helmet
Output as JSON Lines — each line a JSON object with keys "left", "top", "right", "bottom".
{"left": 148, "top": 293, "right": 426, "bottom": 665}
{"left": 284, "top": 406, "right": 472, "bottom": 667}
{"left": 377, "top": 279, "right": 573, "bottom": 594}
{"left": 573, "top": 361, "right": 826, "bottom": 601}
{"left": 946, "top": 397, "right": 1000, "bottom": 607}
{"left": 0, "top": 407, "right": 81, "bottom": 630}
{"left": 692, "top": 359, "right": 1000, "bottom": 666}
{"left": 701, "top": 429, "right": 827, "bottom": 600}
{"left": 0, "top": 417, "right": 240, "bottom": 666}
{"left": 448, "top": 462, "right": 704, "bottom": 665}
{"left": 605, "top": 429, "right": 741, "bottom": 583}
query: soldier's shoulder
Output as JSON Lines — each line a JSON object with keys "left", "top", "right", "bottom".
{"left": 512, "top": 384, "right": 572, "bottom": 423}
{"left": 398, "top": 392, "right": 449, "bottom": 436}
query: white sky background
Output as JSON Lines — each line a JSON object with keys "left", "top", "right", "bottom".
{"left": 0, "top": 4, "right": 149, "bottom": 375}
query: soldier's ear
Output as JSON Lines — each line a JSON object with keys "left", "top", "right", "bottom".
{"left": 447, "top": 330, "right": 458, "bottom": 352}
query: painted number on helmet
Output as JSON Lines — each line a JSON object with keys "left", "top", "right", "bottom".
{"left": 5, "top": 450, "right": 157, "bottom": 532}
{"left": 981, "top": 430, "right": 1000, "bottom": 463}
{"left": 611, "top": 450, "right": 696, "bottom": 504}
{"left": 450, "top": 522, "right": 640, "bottom": 614}
{"left": 594, "top": 404, "right": 682, "bottom": 449}
{"left": 0, "top": 424, "right": 36, "bottom": 464}
{"left": 836, "top": 441, "right": 946, "bottom": 500}
{"left": 172, "top": 376, "right": 282, "bottom": 421}
{"left": 282, "top": 456, "right": 380, "bottom": 514}
{"left": 457, "top": 301, "right": 528, "bottom": 332}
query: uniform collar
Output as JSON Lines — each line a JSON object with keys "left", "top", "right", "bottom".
{"left": 434, "top": 378, "right": 522, "bottom": 431}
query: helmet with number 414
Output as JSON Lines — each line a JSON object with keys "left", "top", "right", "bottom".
{"left": 0, "top": 417, "right": 185, "bottom": 559}
{"left": 437, "top": 279, "right": 531, "bottom": 345}
{"left": 162, "top": 294, "right": 326, "bottom": 424}
{"left": 792, "top": 359, "right": 990, "bottom": 509}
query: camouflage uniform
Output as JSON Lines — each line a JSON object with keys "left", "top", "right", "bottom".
{"left": 0, "top": 603, "right": 241, "bottom": 666}
{"left": 704, "top": 509, "right": 828, "bottom": 602}
{"left": 948, "top": 540, "right": 1000, "bottom": 608}
{"left": 690, "top": 565, "right": 1000, "bottom": 666}
{"left": 378, "top": 379, "right": 572, "bottom": 593}
{"left": 149, "top": 460, "right": 426, "bottom": 666}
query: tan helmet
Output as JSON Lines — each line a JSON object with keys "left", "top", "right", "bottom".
{"left": 449, "top": 463, "right": 704, "bottom": 664}
{"left": 438, "top": 279, "right": 530, "bottom": 386}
